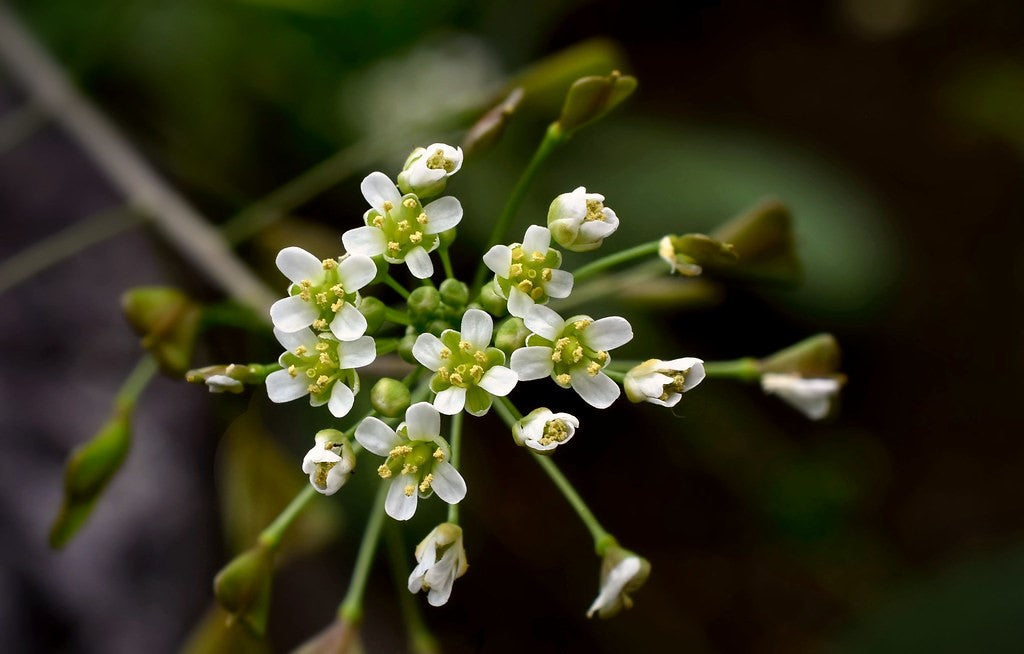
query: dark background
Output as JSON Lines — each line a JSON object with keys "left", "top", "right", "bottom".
{"left": 1, "top": 0, "right": 1023, "bottom": 652}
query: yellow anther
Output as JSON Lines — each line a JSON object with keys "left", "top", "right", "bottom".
{"left": 433, "top": 448, "right": 445, "bottom": 461}
{"left": 300, "top": 279, "right": 313, "bottom": 288}
{"left": 404, "top": 484, "right": 415, "bottom": 497}
{"left": 439, "top": 347, "right": 451, "bottom": 359}
{"left": 319, "top": 352, "right": 331, "bottom": 365}
{"left": 540, "top": 419, "right": 569, "bottom": 445}
{"left": 403, "top": 198, "right": 417, "bottom": 209}
{"left": 571, "top": 347, "right": 583, "bottom": 363}
{"left": 401, "top": 463, "right": 418, "bottom": 475}
{"left": 397, "top": 219, "right": 410, "bottom": 232}
{"left": 556, "top": 373, "right": 571, "bottom": 386}
{"left": 299, "top": 289, "right": 311, "bottom": 301}
{"left": 530, "top": 287, "right": 544, "bottom": 300}
{"left": 587, "top": 362, "right": 601, "bottom": 376}
{"left": 596, "top": 351, "right": 608, "bottom": 362}
{"left": 417, "top": 213, "right": 429, "bottom": 225}
{"left": 387, "top": 241, "right": 401, "bottom": 252}
{"left": 372, "top": 215, "right": 384, "bottom": 228}
{"left": 307, "top": 383, "right": 321, "bottom": 394}
{"left": 509, "top": 263, "right": 524, "bottom": 277}
{"left": 388, "top": 445, "right": 413, "bottom": 458}
{"left": 331, "top": 299, "right": 343, "bottom": 312}
{"left": 541, "top": 268, "right": 553, "bottom": 281}
{"left": 551, "top": 350, "right": 562, "bottom": 363}
{"left": 517, "top": 280, "right": 533, "bottom": 292}
{"left": 315, "top": 342, "right": 330, "bottom": 352}
{"left": 313, "top": 319, "right": 328, "bottom": 330}
{"left": 585, "top": 199, "right": 605, "bottom": 221}
{"left": 531, "top": 251, "right": 545, "bottom": 262}
{"left": 511, "top": 247, "right": 524, "bottom": 261}
{"left": 377, "top": 464, "right": 392, "bottom": 479}
{"left": 470, "top": 364, "right": 484, "bottom": 380}
{"left": 473, "top": 351, "right": 487, "bottom": 363}
{"left": 418, "top": 474, "right": 434, "bottom": 493}
{"left": 294, "top": 345, "right": 307, "bottom": 356}
{"left": 573, "top": 319, "right": 592, "bottom": 330}
{"left": 409, "top": 231, "right": 423, "bottom": 244}
{"left": 555, "top": 337, "right": 570, "bottom": 350}
{"left": 449, "top": 373, "right": 464, "bottom": 385}
{"left": 316, "top": 375, "right": 330, "bottom": 386}
{"left": 287, "top": 365, "right": 298, "bottom": 377}
{"left": 322, "top": 258, "right": 337, "bottom": 270}
{"left": 382, "top": 200, "right": 394, "bottom": 212}
{"left": 458, "top": 340, "right": 472, "bottom": 352}
{"left": 331, "top": 283, "right": 345, "bottom": 296}
{"left": 437, "top": 368, "right": 450, "bottom": 381}
{"left": 316, "top": 292, "right": 328, "bottom": 304}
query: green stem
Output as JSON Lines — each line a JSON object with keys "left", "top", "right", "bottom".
{"left": 472, "top": 122, "right": 565, "bottom": 292}
{"left": 446, "top": 411, "right": 464, "bottom": 525}
{"left": 702, "top": 357, "right": 762, "bottom": 382}
{"left": 258, "top": 485, "right": 318, "bottom": 551}
{"left": 603, "top": 368, "right": 625, "bottom": 383}
{"left": 384, "top": 308, "right": 411, "bottom": 326}
{"left": 383, "top": 273, "right": 412, "bottom": 300}
{"left": 338, "top": 480, "right": 389, "bottom": 624}
{"left": 385, "top": 523, "right": 440, "bottom": 654}
{"left": 115, "top": 356, "right": 159, "bottom": 413}
{"left": 572, "top": 240, "right": 660, "bottom": 284}
{"left": 494, "top": 397, "right": 614, "bottom": 554}
{"left": 438, "top": 245, "right": 455, "bottom": 280}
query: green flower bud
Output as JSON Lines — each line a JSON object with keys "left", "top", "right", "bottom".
{"left": 462, "top": 87, "right": 524, "bottom": 156}
{"left": 658, "top": 234, "right": 738, "bottom": 276}
{"left": 213, "top": 544, "right": 274, "bottom": 636}
{"left": 292, "top": 619, "right": 356, "bottom": 654}
{"left": 357, "top": 296, "right": 387, "bottom": 334}
{"left": 476, "top": 283, "right": 508, "bottom": 317}
{"left": 398, "top": 332, "right": 419, "bottom": 365}
{"left": 407, "top": 286, "right": 441, "bottom": 318}
{"left": 494, "top": 317, "right": 531, "bottom": 356}
{"left": 122, "top": 287, "right": 201, "bottom": 374}
{"left": 761, "top": 333, "right": 841, "bottom": 377}
{"left": 438, "top": 227, "right": 457, "bottom": 249}
{"left": 710, "top": 199, "right": 801, "bottom": 284}
{"left": 557, "top": 70, "right": 637, "bottom": 136}
{"left": 439, "top": 278, "right": 469, "bottom": 308}
{"left": 425, "top": 319, "right": 450, "bottom": 336}
{"left": 370, "top": 378, "right": 412, "bottom": 418}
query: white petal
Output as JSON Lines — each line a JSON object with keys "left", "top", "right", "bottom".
{"left": 360, "top": 171, "right": 401, "bottom": 211}
{"left": 339, "top": 335, "right": 377, "bottom": 369}
{"left": 422, "top": 196, "right": 463, "bottom": 234}
{"left": 337, "top": 254, "right": 377, "bottom": 291}
{"left": 405, "top": 402, "right": 440, "bottom": 441}
{"left": 579, "top": 210, "right": 619, "bottom": 240}
{"left": 509, "top": 346, "right": 555, "bottom": 381}
{"left": 588, "top": 557, "right": 642, "bottom": 617}
{"left": 545, "top": 269, "right": 574, "bottom": 298}
{"left": 342, "top": 226, "right": 386, "bottom": 256}
{"left": 354, "top": 417, "right": 400, "bottom": 456}
{"left": 433, "top": 386, "right": 467, "bottom": 415}
{"left": 330, "top": 302, "right": 368, "bottom": 341}
{"left": 583, "top": 317, "right": 633, "bottom": 351}
{"left": 665, "top": 357, "right": 705, "bottom": 392}
{"left": 265, "top": 369, "right": 309, "bottom": 403}
{"left": 549, "top": 188, "right": 586, "bottom": 222}
{"left": 412, "top": 333, "right": 445, "bottom": 371}
{"left": 273, "top": 327, "right": 319, "bottom": 353}
{"left": 482, "top": 244, "right": 512, "bottom": 276}
{"left": 761, "top": 374, "right": 840, "bottom": 420}
{"left": 430, "top": 462, "right": 467, "bottom": 504}
{"left": 506, "top": 286, "right": 535, "bottom": 319}
{"left": 478, "top": 366, "right": 518, "bottom": 397}
{"left": 522, "top": 225, "right": 551, "bottom": 254}
{"left": 570, "top": 370, "right": 621, "bottom": 409}
{"left": 523, "top": 305, "right": 564, "bottom": 342}
{"left": 460, "top": 308, "right": 493, "bottom": 349}
{"left": 327, "top": 383, "right": 355, "bottom": 418}
{"left": 276, "top": 247, "right": 324, "bottom": 285}
{"left": 405, "top": 246, "right": 433, "bottom": 279}
{"left": 270, "top": 295, "right": 318, "bottom": 332}
{"left": 385, "top": 475, "right": 419, "bottom": 521}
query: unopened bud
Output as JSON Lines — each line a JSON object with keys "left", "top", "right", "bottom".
{"left": 495, "top": 317, "right": 531, "bottom": 356}
{"left": 398, "top": 332, "right": 419, "bottom": 365}
{"left": 371, "top": 378, "right": 412, "bottom": 418}
{"left": 476, "top": 283, "right": 508, "bottom": 317}
{"left": 557, "top": 70, "right": 637, "bottom": 136}
{"left": 439, "top": 279, "right": 469, "bottom": 308}
{"left": 760, "top": 333, "right": 841, "bottom": 377}
{"left": 407, "top": 286, "right": 441, "bottom": 318}
{"left": 711, "top": 199, "right": 800, "bottom": 284}
{"left": 358, "top": 296, "right": 387, "bottom": 334}
{"left": 397, "top": 143, "right": 463, "bottom": 199}
{"left": 463, "top": 87, "right": 524, "bottom": 156}
{"left": 658, "top": 234, "right": 738, "bottom": 276}
{"left": 122, "top": 287, "right": 201, "bottom": 374}
{"left": 438, "top": 227, "right": 457, "bottom": 249}
{"left": 213, "top": 544, "right": 274, "bottom": 636}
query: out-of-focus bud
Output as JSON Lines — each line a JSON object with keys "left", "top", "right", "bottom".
{"left": 556, "top": 70, "right": 637, "bottom": 136}
{"left": 398, "top": 332, "right": 419, "bottom": 365}
{"left": 292, "top": 618, "right": 357, "bottom": 654}
{"left": 494, "top": 317, "right": 530, "bottom": 356}
{"left": 371, "top": 378, "right": 412, "bottom": 418}
{"left": 186, "top": 363, "right": 273, "bottom": 394}
{"left": 623, "top": 357, "right": 705, "bottom": 407}
{"left": 476, "top": 283, "right": 508, "bottom": 317}
{"left": 587, "top": 545, "right": 651, "bottom": 619}
{"left": 213, "top": 543, "right": 274, "bottom": 637}
{"left": 462, "top": 87, "right": 524, "bottom": 156}
{"left": 759, "top": 334, "right": 845, "bottom": 420}
{"left": 358, "top": 296, "right": 387, "bottom": 334}
{"left": 711, "top": 199, "right": 801, "bottom": 284}
{"left": 547, "top": 186, "right": 619, "bottom": 252}
{"left": 658, "top": 234, "right": 738, "bottom": 276}
{"left": 407, "top": 286, "right": 441, "bottom": 319}
{"left": 439, "top": 279, "right": 469, "bottom": 308}
{"left": 50, "top": 409, "right": 133, "bottom": 548}
{"left": 397, "top": 143, "right": 463, "bottom": 199}
{"left": 122, "top": 287, "right": 202, "bottom": 374}
{"left": 760, "top": 333, "right": 841, "bottom": 377}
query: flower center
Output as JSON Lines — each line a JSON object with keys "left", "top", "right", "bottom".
{"left": 281, "top": 338, "right": 341, "bottom": 396}
{"left": 291, "top": 258, "right": 357, "bottom": 330}
{"left": 435, "top": 340, "right": 490, "bottom": 388}
{"left": 543, "top": 319, "right": 609, "bottom": 385}
{"left": 584, "top": 199, "right": 606, "bottom": 222}
{"left": 377, "top": 439, "right": 446, "bottom": 495}
{"left": 426, "top": 148, "right": 456, "bottom": 172}
{"left": 369, "top": 196, "right": 439, "bottom": 260}
{"left": 498, "top": 244, "right": 561, "bottom": 302}
{"left": 539, "top": 419, "right": 570, "bottom": 446}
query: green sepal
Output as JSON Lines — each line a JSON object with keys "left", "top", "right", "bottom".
{"left": 557, "top": 71, "right": 637, "bottom": 136}
{"left": 761, "top": 333, "right": 841, "bottom": 376}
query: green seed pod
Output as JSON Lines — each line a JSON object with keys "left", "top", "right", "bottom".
{"left": 213, "top": 544, "right": 274, "bottom": 636}
{"left": 371, "top": 378, "right": 412, "bottom": 418}
{"left": 122, "top": 286, "right": 201, "bottom": 375}
{"left": 357, "top": 296, "right": 387, "bottom": 334}
{"left": 407, "top": 286, "right": 441, "bottom": 318}
{"left": 439, "top": 279, "right": 469, "bottom": 308}
{"left": 398, "top": 332, "right": 418, "bottom": 365}
{"left": 476, "top": 283, "right": 507, "bottom": 317}
{"left": 495, "top": 317, "right": 531, "bottom": 356}
{"left": 64, "top": 411, "right": 132, "bottom": 502}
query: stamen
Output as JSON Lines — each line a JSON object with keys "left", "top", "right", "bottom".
{"left": 397, "top": 220, "right": 410, "bottom": 231}
{"left": 517, "top": 280, "right": 533, "bottom": 292}
{"left": 587, "top": 362, "right": 601, "bottom": 376}
{"left": 401, "top": 463, "right": 418, "bottom": 475}
{"left": 322, "top": 258, "right": 337, "bottom": 270}
{"left": 541, "top": 268, "right": 553, "bottom": 281}
{"left": 439, "top": 347, "right": 451, "bottom": 359}
{"left": 315, "top": 342, "right": 330, "bottom": 352}
{"left": 473, "top": 351, "right": 487, "bottom": 363}
{"left": 556, "top": 373, "right": 571, "bottom": 386}
{"left": 417, "top": 213, "right": 429, "bottom": 225}
{"left": 382, "top": 201, "right": 394, "bottom": 212}
{"left": 404, "top": 484, "right": 415, "bottom": 497}
{"left": 458, "top": 340, "right": 472, "bottom": 352}
{"left": 409, "top": 231, "right": 423, "bottom": 244}
{"left": 403, "top": 198, "right": 417, "bottom": 209}
{"left": 433, "top": 448, "right": 445, "bottom": 461}
{"left": 294, "top": 345, "right": 307, "bottom": 356}
{"left": 372, "top": 215, "right": 384, "bottom": 228}
{"left": 418, "top": 473, "right": 434, "bottom": 493}
{"left": 509, "top": 263, "right": 524, "bottom": 277}
{"left": 387, "top": 241, "right": 401, "bottom": 253}
{"left": 388, "top": 445, "right": 413, "bottom": 457}
{"left": 377, "top": 464, "right": 392, "bottom": 479}
{"left": 313, "top": 318, "right": 328, "bottom": 330}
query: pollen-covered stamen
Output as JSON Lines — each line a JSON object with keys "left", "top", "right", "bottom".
{"left": 458, "top": 340, "right": 472, "bottom": 352}
{"left": 404, "top": 484, "right": 416, "bottom": 497}
{"left": 322, "top": 258, "right": 337, "bottom": 270}
{"left": 585, "top": 199, "right": 606, "bottom": 221}
{"left": 417, "top": 212, "right": 429, "bottom": 225}
{"left": 382, "top": 200, "right": 394, "bottom": 212}
{"left": 556, "top": 373, "right": 571, "bottom": 386}
{"left": 418, "top": 473, "right": 434, "bottom": 493}
{"left": 372, "top": 215, "right": 384, "bottom": 228}
{"left": 539, "top": 419, "right": 570, "bottom": 446}
{"left": 377, "top": 463, "right": 392, "bottom": 479}
{"left": 426, "top": 148, "right": 457, "bottom": 172}
{"left": 403, "top": 198, "right": 417, "bottom": 209}
{"left": 432, "top": 448, "right": 445, "bottom": 461}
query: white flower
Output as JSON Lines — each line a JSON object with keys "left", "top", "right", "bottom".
{"left": 761, "top": 373, "right": 842, "bottom": 420}
{"left": 269, "top": 247, "right": 377, "bottom": 341}
{"left": 587, "top": 549, "right": 650, "bottom": 619}
{"left": 623, "top": 357, "right": 705, "bottom": 407}
{"left": 482, "top": 225, "right": 573, "bottom": 318}
{"left": 407, "top": 522, "right": 468, "bottom": 607}
{"left": 355, "top": 402, "right": 467, "bottom": 521}
{"left": 512, "top": 408, "right": 579, "bottom": 453}
{"left": 264, "top": 327, "right": 376, "bottom": 418}
{"left": 342, "top": 172, "right": 463, "bottom": 279}
{"left": 398, "top": 143, "right": 463, "bottom": 198}
{"left": 510, "top": 305, "right": 632, "bottom": 409}
{"left": 302, "top": 430, "right": 356, "bottom": 495}
{"left": 547, "top": 186, "right": 619, "bottom": 253}
{"left": 413, "top": 309, "right": 518, "bottom": 416}
{"left": 205, "top": 375, "right": 243, "bottom": 394}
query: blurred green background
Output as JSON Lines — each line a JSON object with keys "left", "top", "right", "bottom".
{"left": 1, "top": 0, "right": 1022, "bottom": 652}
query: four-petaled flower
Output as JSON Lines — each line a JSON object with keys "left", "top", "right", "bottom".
{"left": 355, "top": 402, "right": 467, "bottom": 520}
{"left": 270, "top": 247, "right": 377, "bottom": 341}
{"left": 623, "top": 357, "right": 706, "bottom": 407}
{"left": 302, "top": 430, "right": 356, "bottom": 496}
{"left": 413, "top": 309, "right": 518, "bottom": 416}
{"left": 264, "top": 327, "right": 376, "bottom": 417}
{"left": 398, "top": 143, "right": 464, "bottom": 198}
{"left": 510, "top": 305, "right": 632, "bottom": 409}
{"left": 760, "top": 373, "right": 842, "bottom": 420}
{"left": 342, "top": 172, "right": 463, "bottom": 279}
{"left": 513, "top": 407, "right": 579, "bottom": 453}
{"left": 407, "top": 522, "right": 469, "bottom": 607}
{"left": 482, "top": 225, "right": 573, "bottom": 318}
{"left": 547, "top": 186, "right": 619, "bottom": 252}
